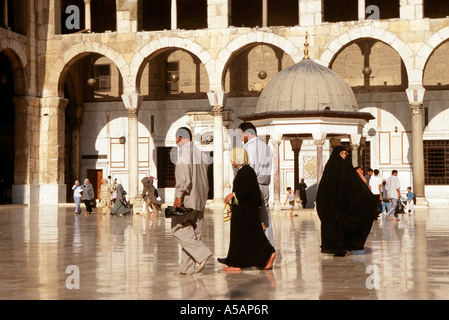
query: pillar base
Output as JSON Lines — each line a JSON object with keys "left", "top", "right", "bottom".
{"left": 13, "top": 184, "right": 66, "bottom": 205}
{"left": 40, "top": 184, "right": 67, "bottom": 205}
{"left": 415, "top": 196, "right": 429, "bottom": 208}
{"left": 12, "top": 184, "right": 40, "bottom": 205}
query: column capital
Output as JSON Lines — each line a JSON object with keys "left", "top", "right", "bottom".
{"left": 410, "top": 102, "right": 424, "bottom": 116}
{"left": 313, "top": 139, "right": 326, "bottom": 146}
{"left": 12, "top": 96, "right": 41, "bottom": 108}
{"left": 212, "top": 105, "right": 224, "bottom": 115}
{"left": 122, "top": 93, "right": 142, "bottom": 119}
{"left": 40, "top": 96, "right": 69, "bottom": 111}
{"left": 289, "top": 139, "right": 303, "bottom": 152}
{"left": 312, "top": 132, "right": 327, "bottom": 146}
{"left": 270, "top": 133, "right": 283, "bottom": 145}
{"left": 127, "top": 108, "right": 139, "bottom": 119}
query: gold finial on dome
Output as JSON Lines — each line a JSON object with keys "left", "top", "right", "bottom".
{"left": 304, "top": 31, "right": 310, "bottom": 59}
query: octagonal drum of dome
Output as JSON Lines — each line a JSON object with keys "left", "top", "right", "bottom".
{"left": 256, "top": 58, "right": 358, "bottom": 114}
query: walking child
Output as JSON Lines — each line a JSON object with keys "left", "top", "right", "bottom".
{"left": 406, "top": 187, "right": 415, "bottom": 214}
{"left": 284, "top": 187, "right": 297, "bottom": 217}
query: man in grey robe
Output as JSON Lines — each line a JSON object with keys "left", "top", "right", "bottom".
{"left": 239, "top": 122, "right": 275, "bottom": 248}
{"left": 171, "top": 127, "right": 212, "bottom": 275}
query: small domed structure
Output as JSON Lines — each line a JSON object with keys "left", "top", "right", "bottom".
{"left": 256, "top": 58, "right": 358, "bottom": 114}
{"left": 239, "top": 33, "right": 375, "bottom": 211}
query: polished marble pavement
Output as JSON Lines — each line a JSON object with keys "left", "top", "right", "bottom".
{"left": 0, "top": 204, "right": 449, "bottom": 300}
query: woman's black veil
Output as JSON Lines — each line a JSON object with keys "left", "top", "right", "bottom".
{"left": 316, "top": 145, "right": 378, "bottom": 255}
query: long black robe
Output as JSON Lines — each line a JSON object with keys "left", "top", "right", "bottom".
{"left": 224, "top": 165, "right": 275, "bottom": 268}
{"left": 316, "top": 146, "right": 379, "bottom": 256}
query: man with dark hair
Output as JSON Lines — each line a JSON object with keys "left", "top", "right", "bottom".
{"left": 238, "top": 122, "right": 257, "bottom": 139}
{"left": 238, "top": 122, "right": 275, "bottom": 248}
{"left": 170, "top": 126, "right": 212, "bottom": 275}
{"left": 175, "top": 126, "right": 193, "bottom": 141}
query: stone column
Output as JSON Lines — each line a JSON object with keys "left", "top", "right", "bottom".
{"left": 11, "top": 96, "right": 41, "bottom": 204}
{"left": 400, "top": 0, "right": 423, "bottom": 20}
{"left": 84, "top": 0, "right": 92, "bottom": 31}
{"left": 350, "top": 134, "right": 362, "bottom": 168}
{"left": 289, "top": 139, "right": 303, "bottom": 194}
{"left": 171, "top": 0, "right": 177, "bottom": 30}
{"left": 313, "top": 133, "right": 326, "bottom": 186}
{"left": 207, "top": 0, "right": 230, "bottom": 28}
{"left": 262, "top": 0, "right": 268, "bottom": 27}
{"left": 39, "top": 97, "right": 69, "bottom": 204}
{"left": 122, "top": 93, "right": 142, "bottom": 201}
{"left": 117, "top": 0, "right": 138, "bottom": 33}
{"left": 2, "top": 0, "right": 8, "bottom": 28}
{"left": 358, "top": 0, "right": 366, "bottom": 20}
{"left": 208, "top": 91, "right": 227, "bottom": 203}
{"left": 271, "top": 133, "right": 283, "bottom": 211}
{"left": 299, "top": 0, "right": 323, "bottom": 26}
{"left": 410, "top": 102, "right": 428, "bottom": 207}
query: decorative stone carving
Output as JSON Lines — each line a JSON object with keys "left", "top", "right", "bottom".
{"left": 126, "top": 107, "right": 139, "bottom": 119}
{"left": 201, "top": 131, "right": 214, "bottom": 145}
{"left": 410, "top": 103, "right": 424, "bottom": 116}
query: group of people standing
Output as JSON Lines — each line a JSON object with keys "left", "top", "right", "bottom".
{"left": 362, "top": 168, "right": 415, "bottom": 221}
{"left": 72, "top": 177, "right": 132, "bottom": 216}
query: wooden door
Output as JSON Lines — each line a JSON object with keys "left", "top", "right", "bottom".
{"left": 87, "top": 169, "right": 103, "bottom": 199}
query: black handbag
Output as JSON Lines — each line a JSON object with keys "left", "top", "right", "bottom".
{"left": 397, "top": 200, "right": 405, "bottom": 214}
{"left": 90, "top": 199, "right": 96, "bottom": 208}
{"left": 165, "top": 206, "right": 194, "bottom": 218}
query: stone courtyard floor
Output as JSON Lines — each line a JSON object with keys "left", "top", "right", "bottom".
{"left": 0, "top": 204, "right": 449, "bottom": 302}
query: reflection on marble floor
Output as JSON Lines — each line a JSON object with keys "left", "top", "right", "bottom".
{"left": 0, "top": 204, "right": 449, "bottom": 300}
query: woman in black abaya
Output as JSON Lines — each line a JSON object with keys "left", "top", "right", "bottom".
{"left": 316, "top": 146, "right": 379, "bottom": 257}
{"left": 222, "top": 148, "right": 276, "bottom": 272}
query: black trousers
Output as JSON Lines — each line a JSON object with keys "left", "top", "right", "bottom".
{"left": 83, "top": 199, "right": 92, "bottom": 212}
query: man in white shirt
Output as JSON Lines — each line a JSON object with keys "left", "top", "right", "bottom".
{"left": 369, "top": 169, "right": 383, "bottom": 220}
{"left": 369, "top": 169, "right": 383, "bottom": 198}
{"left": 386, "top": 170, "right": 401, "bottom": 221}
{"left": 238, "top": 122, "right": 275, "bottom": 248}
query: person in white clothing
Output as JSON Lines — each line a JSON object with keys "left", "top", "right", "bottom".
{"left": 386, "top": 170, "right": 401, "bottom": 221}
{"left": 72, "top": 180, "right": 83, "bottom": 215}
{"left": 238, "top": 122, "right": 275, "bottom": 249}
{"left": 368, "top": 169, "right": 383, "bottom": 220}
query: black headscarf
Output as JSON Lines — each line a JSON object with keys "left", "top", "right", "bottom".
{"left": 316, "top": 146, "right": 379, "bottom": 256}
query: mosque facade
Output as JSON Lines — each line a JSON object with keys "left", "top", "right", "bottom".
{"left": 0, "top": 0, "right": 448, "bottom": 207}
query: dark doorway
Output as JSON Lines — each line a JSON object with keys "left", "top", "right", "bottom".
{"left": 87, "top": 169, "right": 103, "bottom": 199}
{"left": 0, "top": 52, "right": 14, "bottom": 204}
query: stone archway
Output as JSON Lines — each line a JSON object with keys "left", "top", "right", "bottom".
{"left": 60, "top": 52, "right": 125, "bottom": 201}
{"left": 216, "top": 31, "right": 303, "bottom": 91}
{"left": 319, "top": 26, "right": 415, "bottom": 85}
{"left": 131, "top": 37, "right": 213, "bottom": 94}
{"left": 0, "top": 45, "right": 30, "bottom": 204}
{"left": 45, "top": 42, "right": 129, "bottom": 98}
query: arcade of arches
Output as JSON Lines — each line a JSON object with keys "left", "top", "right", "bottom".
{"left": 1, "top": 0, "right": 449, "bottom": 208}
